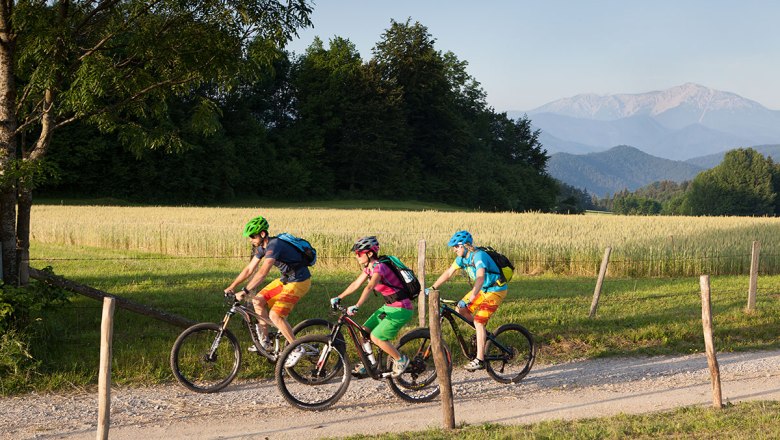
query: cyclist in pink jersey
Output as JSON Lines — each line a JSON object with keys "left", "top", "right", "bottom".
{"left": 330, "top": 236, "right": 411, "bottom": 378}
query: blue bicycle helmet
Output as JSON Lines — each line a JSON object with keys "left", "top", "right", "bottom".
{"left": 448, "top": 230, "right": 473, "bottom": 247}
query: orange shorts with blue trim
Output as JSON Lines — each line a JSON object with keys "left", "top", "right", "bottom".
{"left": 259, "top": 278, "right": 311, "bottom": 318}
{"left": 461, "top": 289, "right": 507, "bottom": 325}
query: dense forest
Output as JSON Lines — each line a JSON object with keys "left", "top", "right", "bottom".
{"left": 37, "top": 20, "right": 561, "bottom": 212}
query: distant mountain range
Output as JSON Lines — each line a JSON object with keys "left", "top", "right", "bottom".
{"left": 547, "top": 144, "right": 780, "bottom": 197}
{"left": 508, "top": 83, "right": 780, "bottom": 160}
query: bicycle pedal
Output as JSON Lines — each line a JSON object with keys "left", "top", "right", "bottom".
{"left": 350, "top": 371, "right": 371, "bottom": 379}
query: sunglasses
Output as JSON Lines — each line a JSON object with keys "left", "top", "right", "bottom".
{"left": 249, "top": 234, "right": 260, "bottom": 239}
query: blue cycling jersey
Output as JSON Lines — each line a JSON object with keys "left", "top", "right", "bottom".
{"left": 454, "top": 249, "right": 507, "bottom": 292}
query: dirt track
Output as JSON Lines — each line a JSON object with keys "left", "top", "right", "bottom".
{"left": 4, "top": 350, "right": 780, "bottom": 439}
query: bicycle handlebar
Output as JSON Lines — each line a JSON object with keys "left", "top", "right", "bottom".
{"left": 330, "top": 304, "right": 349, "bottom": 315}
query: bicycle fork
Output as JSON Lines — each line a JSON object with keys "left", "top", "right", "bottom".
{"left": 204, "top": 313, "right": 234, "bottom": 361}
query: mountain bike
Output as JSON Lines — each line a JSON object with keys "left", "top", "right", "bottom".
{"left": 437, "top": 298, "right": 536, "bottom": 383}
{"left": 275, "top": 304, "right": 452, "bottom": 411}
{"left": 170, "top": 292, "right": 339, "bottom": 393}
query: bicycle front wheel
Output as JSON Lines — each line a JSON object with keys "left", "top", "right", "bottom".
{"left": 275, "top": 334, "right": 350, "bottom": 411}
{"left": 290, "top": 318, "right": 346, "bottom": 383}
{"left": 386, "top": 327, "right": 450, "bottom": 403}
{"left": 485, "top": 323, "right": 536, "bottom": 384}
{"left": 170, "top": 322, "right": 241, "bottom": 393}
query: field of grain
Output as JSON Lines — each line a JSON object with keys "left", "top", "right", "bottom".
{"left": 30, "top": 206, "right": 780, "bottom": 276}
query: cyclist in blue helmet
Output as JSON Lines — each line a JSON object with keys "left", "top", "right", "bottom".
{"left": 427, "top": 230, "right": 508, "bottom": 371}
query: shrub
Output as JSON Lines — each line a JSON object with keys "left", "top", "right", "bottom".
{"left": 0, "top": 268, "right": 71, "bottom": 384}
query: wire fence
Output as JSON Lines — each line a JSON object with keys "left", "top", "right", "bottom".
{"left": 40, "top": 280, "right": 769, "bottom": 348}
{"left": 29, "top": 244, "right": 780, "bottom": 347}
{"left": 31, "top": 251, "right": 780, "bottom": 277}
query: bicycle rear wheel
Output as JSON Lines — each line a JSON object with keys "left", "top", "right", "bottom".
{"left": 386, "top": 327, "right": 451, "bottom": 403}
{"left": 485, "top": 323, "right": 535, "bottom": 384}
{"left": 275, "top": 334, "right": 350, "bottom": 411}
{"left": 170, "top": 322, "right": 241, "bottom": 393}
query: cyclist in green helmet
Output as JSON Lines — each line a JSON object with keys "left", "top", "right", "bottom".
{"left": 225, "top": 215, "right": 313, "bottom": 367}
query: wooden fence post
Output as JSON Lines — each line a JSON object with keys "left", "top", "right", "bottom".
{"left": 418, "top": 239, "right": 426, "bottom": 327}
{"left": 428, "top": 289, "right": 455, "bottom": 429}
{"left": 699, "top": 275, "right": 723, "bottom": 409}
{"left": 747, "top": 241, "right": 760, "bottom": 312}
{"left": 97, "top": 297, "right": 116, "bottom": 440}
{"left": 589, "top": 247, "right": 611, "bottom": 318}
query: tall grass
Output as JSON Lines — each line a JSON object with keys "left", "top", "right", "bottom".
{"left": 31, "top": 205, "right": 780, "bottom": 277}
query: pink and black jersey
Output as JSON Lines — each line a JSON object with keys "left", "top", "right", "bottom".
{"left": 364, "top": 261, "right": 413, "bottom": 310}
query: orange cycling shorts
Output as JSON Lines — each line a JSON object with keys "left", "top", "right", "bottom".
{"left": 258, "top": 278, "right": 311, "bottom": 318}
{"left": 460, "top": 289, "right": 507, "bottom": 325}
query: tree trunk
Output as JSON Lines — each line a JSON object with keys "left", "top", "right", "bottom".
{"left": 0, "top": 5, "right": 19, "bottom": 285}
{"left": 17, "top": 187, "right": 31, "bottom": 285}
{"left": 16, "top": 88, "right": 54, "bottom": 286}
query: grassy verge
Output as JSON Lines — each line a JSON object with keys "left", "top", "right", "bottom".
{"left": 337, "top": 401, "right": 780, "bottom": 439}
{"left": 6, "top": 242, "right": 780, "bottom": 394}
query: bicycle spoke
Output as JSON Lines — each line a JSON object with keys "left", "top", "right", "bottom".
{"left": 171, "top": 323, "right": 241, "bottom": 393}
{"left": 485, "top": 324, "right": 535, "bottom": 384}
{"left": 387, "top": 328, "right": 448, "bottom": 403}
{"left": 276, "top": 334, "right": 350, "bottom": 410}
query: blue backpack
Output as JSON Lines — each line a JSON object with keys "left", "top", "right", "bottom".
{"left": 276, "top": 233, "right": 317, "bottom": 266}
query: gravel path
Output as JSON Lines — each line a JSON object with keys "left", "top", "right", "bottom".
{"left": 3, "top": 350, "right": 780, "bottom": 439}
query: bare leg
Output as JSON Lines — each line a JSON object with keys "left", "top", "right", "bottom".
{"left": 252, "top": 296, "right": 270, "bottom": 339}
{"left": 474, "top": 321, "right": 487, "bottom": 361}
{"left": 372, "top": 334, "right": 401, "bottom": 361}
{"left": 270, "top": 310, "right": 295, "bottom": 343}
{"left": 457, "top": 305, "right": 474, "bottom": 324}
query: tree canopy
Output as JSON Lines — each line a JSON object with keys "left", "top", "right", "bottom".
{"left": 36, "top": 18, "right": 557, "bottom": 213}
{"left": 0, "top": 0, "right": 314, "bottom": 284}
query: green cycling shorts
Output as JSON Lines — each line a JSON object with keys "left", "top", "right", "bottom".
{"left": 363, "top": 305, "right": 413, "bottom": 341}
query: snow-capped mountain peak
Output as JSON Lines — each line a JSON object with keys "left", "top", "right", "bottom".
{"left": 530, "top": 83, "right": 763, "bottom": 121}
{"left": 518, "top": 83, "right": 780, "bottom": 161}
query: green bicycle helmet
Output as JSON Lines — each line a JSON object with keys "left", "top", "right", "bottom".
{"left": 242, "top": 216, "right": 270, "bottom": 237}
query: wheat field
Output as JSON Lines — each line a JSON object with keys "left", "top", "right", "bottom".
{"left": 30, "top": 205, "right": 780, "bottom": 276}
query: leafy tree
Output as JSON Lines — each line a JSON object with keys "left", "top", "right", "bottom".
{"left": 634, "top": 180, "right": 690, "bottom": 203}
{"left": 684, "top": 148, "right": 776, "bottom": 216}
{"left": 289, "top": 37, "right": 407, "bottom": 198}
{"left": 554, "top": 181, "right": 596, "bottom": 214}
{"left": 0, "top": 0, "right": 312, "bottom": 283}
{"left": 370, "top": 19, "right": 555, "bottom": 211}
{"left": 612, "top": 194, "right": 661, "bottom": 215}
{"left": 372, "top": 19, "right": 464, "bottom": 201}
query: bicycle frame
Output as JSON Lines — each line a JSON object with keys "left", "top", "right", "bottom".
{"left": 322, "top": 308, "right": 388, "bottom": 380}
{"left": 218, "top": 296, "right": 280, "bottom": 361}
{"left": 439, "top": 301, "right": 514, "bottom": 362}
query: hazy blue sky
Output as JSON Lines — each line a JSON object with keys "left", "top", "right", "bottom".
{"left": 285, "top": 1, "right": 779, "bottom": 112}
